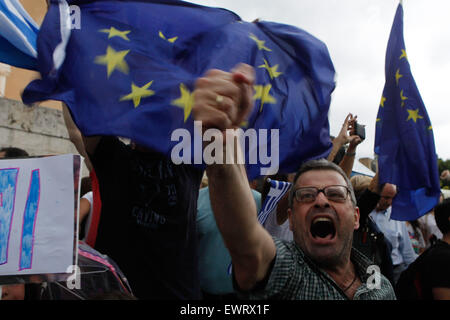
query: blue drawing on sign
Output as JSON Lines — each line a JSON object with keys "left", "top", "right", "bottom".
{"left": 0, "top": 168, "right": 19, "bottom": 265}
{"left": 19, "top": 169, "right": 40, "bottom": 270}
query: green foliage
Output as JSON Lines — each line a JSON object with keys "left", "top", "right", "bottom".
{"left": 438, "top": 158, "right": 450, "bottom": 172}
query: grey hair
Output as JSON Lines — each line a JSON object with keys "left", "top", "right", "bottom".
{"left": 288, "top": 159, "right": 357, "bottom": 208}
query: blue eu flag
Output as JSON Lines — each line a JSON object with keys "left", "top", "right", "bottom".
{"left": 375, "top": 3, "right": 441, "bottom": 221}
{"left": 22, "top": 0, "right": 335, "bottom": 180}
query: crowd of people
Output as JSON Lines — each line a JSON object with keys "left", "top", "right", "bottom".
{"left": 0, "top": 63, "right": 449, "bottom": 300}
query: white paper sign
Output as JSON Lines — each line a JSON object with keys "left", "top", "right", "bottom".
{"left": 0, "top": 154, "right": 78, "bottom": 276}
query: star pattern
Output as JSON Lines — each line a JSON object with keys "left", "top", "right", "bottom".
{"left": 395, "top": 68, "right": 403, "bottom": 85}
{"left": 249, "top": 33, "right": 272, "bottom": 52}
{"left": 400, "top": 90, "right": 408, "bottom": 107}
{"left": 172, "top": 84, "right": 194, "bottom": 122}
{"left": 120, "top": 81, "right": 155, "bottom": 108}
{"left": 99, "top": 27, "right": 131, "bottom": 41}
{"left": 94, "top": 46, "right": 130, "bottom": 78}
{"left": 406, "top": 108, "right": 423, "bottom": 123}
{"left": 258, "top": 59, "right": 282, "bottom": 79}
{"left": 253, "top": 84, "right": 276, "bottom": 113}
{"left": 399, "top": 49, "right": 407, "bottom": 60}
{"left": 380, "top": 96, "right": 386, "bottom": 107}
{"left": 159, "top": 31, "right": 178, "bottom": 43}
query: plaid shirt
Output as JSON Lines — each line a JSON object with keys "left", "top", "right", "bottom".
{"left": 238, "top": 238, "right": 396, "bottom": 300}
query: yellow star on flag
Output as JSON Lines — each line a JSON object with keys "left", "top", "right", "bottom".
{"left": 406, "top": 108, "right": 423, "bottom": 123}
{"left": 399, "top": 49, "right": 408, "bottom": 60}
{"left": 395, "top": 68, "right": 403, "bottom": 85}
{"left": 240, "top": 121, "right": 249, "bottom": 128}
{"left": 258, "top": 59, "right": 282, "bottom": 79}
{"left": 380, "top": 96, "right": 386, "bottom": 107}
{"left": 249, "top": 33, "right": 272, "bottom": 52}
{"left": 159, "top": 31, "right": 178, "bottom": 43}
{"left": 428, "top": 125, "right": 433, "bottom": 130}
{"left": 172, "top": 83, "right": 194, "bottom": 122}
{"left": 120, "top": 81, "right": 155, "bottom": 108}
{"left": 253, "top": 84, "right": 276, "bottom": 112}
{"left": 95, "top": 46, "right": 130, "bottom": 78}
{"left": 99, "top": 27, "right": 131, "bottom": 41}
{"left": 400, "top": 90, "right": 408, "bottom": 107}
{"left": 376, "top": 118, "right": 381, "bottom": 124}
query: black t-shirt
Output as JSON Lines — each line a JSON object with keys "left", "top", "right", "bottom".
{"left": 396, "top": 239, "right": 450, "bottom": 299}
{"left": 90, "top": 136, "right": 203, "bottom": 299}
{"left": 419, "top": 240, "right": 450, "bottom": 299}
{"left": 353, "top": 188, "right": 395, "bottom": 286}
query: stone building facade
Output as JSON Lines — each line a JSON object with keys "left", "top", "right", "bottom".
{"left": 0, "top": 97, "right": 88, "bottom": 176}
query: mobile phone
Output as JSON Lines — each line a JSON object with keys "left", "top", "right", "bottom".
{"left": 354, "top": 122, "right": 365, "bottom": 140}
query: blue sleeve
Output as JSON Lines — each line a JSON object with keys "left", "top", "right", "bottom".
{"left": 252, "top": 190, "right": 262, "bottom": 213}
{"left": 400, "top": 222, "right": 418, "bottom": 266}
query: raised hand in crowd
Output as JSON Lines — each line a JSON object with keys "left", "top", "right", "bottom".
{"left": 327, "top": 113, "right": 364, "bottom": 177}
{"left": 193, "top": 63, "right": 255, "bottom": 134}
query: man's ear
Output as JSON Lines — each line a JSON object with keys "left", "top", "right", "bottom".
{"left": 354, "top": 206, "right": 360, "bottom": 230}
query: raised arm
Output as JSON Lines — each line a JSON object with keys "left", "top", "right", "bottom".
{"left": 62, "top": 103, "right": 95, "bottom": 171}
{"left": 339, "top": 139, "right": 362, "bottom": 178}
{"left": 193, "top": 64, "right": 276, "bottom": 291}
{"left": 337, "top": 114, "right": 363, "bottom": 177}
{"left": 327, "top": 113, "right": 353, "bottom": 162}
{"left": 207, "top": 145, "right": 276, "bottom": 290}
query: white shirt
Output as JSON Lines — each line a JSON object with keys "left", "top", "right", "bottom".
{"left": 263, "top": 207, "right": 293, "bottom": 242}
{"left": 418, "top": 213, "right": 443, "bottom": 242}
{"left": 81, "top": 191, "right": 93, "bottom": 241}
{"left": 369, "top": 207, "right": 418, "bottom": 266}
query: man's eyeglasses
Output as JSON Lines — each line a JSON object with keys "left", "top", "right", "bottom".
{"left": 294, "top": 185, "right": 350, "bottom": 203}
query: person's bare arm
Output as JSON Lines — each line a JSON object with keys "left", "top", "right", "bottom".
{"left": 81, "top": 134, "right": 101, "bottom": 158}
{"left": 207, "top": 150, "right": 276, "bottom": 290}
{"left": 194, "top": 64, "right": 276, "bottom": 290}
{"left": 337, "top": 114, "right": 362, "bottom": 177}
{"left": 338, "top": 135, "right": 362, "bottom": 178}
{"left": 79, "top": 197, "right": 91, "bottom": 223}
{"left": 327, "top": 113, "right": 353, "bottom": 162}
{"left": 62, "top": 103, "right": 95, "bottom": 171}
{"left": 327, "top": 137, "right": 344, "bottom": 162}
{"left": 368, "top": 171, "right": 380, "bottom": 194}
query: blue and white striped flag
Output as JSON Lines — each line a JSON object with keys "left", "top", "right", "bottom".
{"left": 228, "top": 178, "right": 291, "bottom": 275}
{"left": 0, "top": 0, "right": 39, "bottom": 70}
{"left": 258, "top": 178, "right": 292, "bottom": 226}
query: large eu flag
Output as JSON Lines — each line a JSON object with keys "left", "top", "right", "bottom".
{"left": 375, "top": 3, "right": 440, "bottom": 221}
{"left": 22, "top": 0, "right": 335, "bottom": 180}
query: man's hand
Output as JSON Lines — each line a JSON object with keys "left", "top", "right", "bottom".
{"left": 192, "top": 63, "right": 255, "bottom": 132}
{"left": 347, "top": 115, "right": 363, "bottom": 150}
{"left": 328, "top": 113, "right": 362, "bottom": 163}
{"left": 231, "top": 63, "right": 255, "bottom": 126}
{"left": 334, "top": 113, "right": 355, "bottom": 146}
{"left": 347, "top": 135, "right": 363, "bottom": 152}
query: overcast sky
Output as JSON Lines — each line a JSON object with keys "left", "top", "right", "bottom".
{"left": 189, "top": 0, "right": 450, "bottom": 161}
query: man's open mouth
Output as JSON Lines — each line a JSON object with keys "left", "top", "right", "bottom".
{"left": 310, "top": 217, "right": 336, "bottom": 239}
